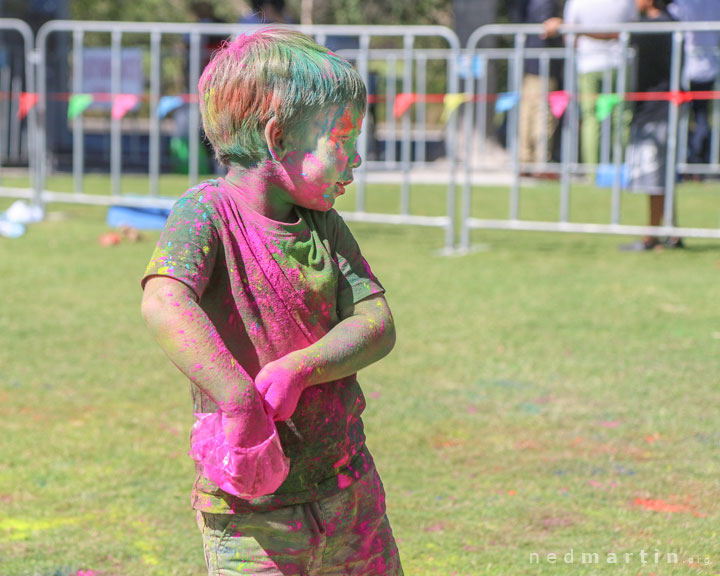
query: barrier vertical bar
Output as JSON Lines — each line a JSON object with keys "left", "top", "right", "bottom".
{"left": 677, "top": 96, "right": 689, "bottom": 172}
{"left": 611, "top": 32, "right": 629, "bottom": 225}
{"left": 475, "top": 54, "right": 487, "bottom": 169}
{"left": 509, "top": 33, "right": 525, "bottom": 221}
{"left": 188, "top": 32, "right": 201, "bottom": 185}
{"left": 0, "top": 67, "right": 8, "bottom": 175}
{"left": 110, "top": 29, "right": 122, "bottom": 197}
{"left": 600, "top": 68, "right": 612, "bottom": 165}
{"left": 461, "top": 48, "right": 476, "bottom": 250}
{"left": 149, "top": 31, "right": 161, "bottom": 197}
{"left": 9, "top": 75, "right": 20, "bottom": 160}
{"left": 36, "top": 32, "right": 48, "bottom": 205}
{"left": 10, "top": 75, "right": 21, "bottom": 160}
{"left": 663, "top": 31, "right": 683, "bottom": 227}
{"left": 560, "top": 33, "right": 577, "bottom": 222}
{"left": 72, "top": 29, "right": 84, "bottom": 194}
{"left": 539, "top": 53, "right": 550, "bottom": 170}
{"left": 415, "top": 53, "right": 427, "bottom": 164}
{"left": 385, "top": 54, "right": 397, "bottom": 167}
{"left": 445, "top": 41, "right": 460, "bottom": 251}
{"left": 26, "top": 38, "right": 38, "bottom": 203}
{"left": 355, "top": 33, "right": 370, "bottom": 213}
{"left": 401, "top": 33, "right": 413, "bottom": 215}
{"left": 711, "top": 74, "right": 720, "bottom": 167}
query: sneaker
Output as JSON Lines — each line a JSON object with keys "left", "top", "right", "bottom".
{"left": 664, "top": 237, "right": 685, "bottom": 249}
{"left": 619, "top": 238, "right": 661, "bottom": 252}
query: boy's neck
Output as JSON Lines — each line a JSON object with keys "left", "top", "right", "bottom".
{"left": 224, "top": 167, "right": 296, "bottom": 223}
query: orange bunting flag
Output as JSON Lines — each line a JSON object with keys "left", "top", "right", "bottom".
{"left": 111, "top": 94, "right": 140, "bottom": 120}
{"left": 548, "top": 90, "right": 571, "bottom": 119}
{"left": 393, "top": 93, "right": 419, "bottom": 118}
{"left": 18, "top": 92, "right": 38, "bottom": 120}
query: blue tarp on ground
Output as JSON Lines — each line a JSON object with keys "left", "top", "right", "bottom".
{"left": 107, "top": 204, "right": 171, "bottom": 230}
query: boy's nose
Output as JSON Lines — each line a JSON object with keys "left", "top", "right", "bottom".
{"left": 350, "top": 151, "right": 362, "bottom": 170}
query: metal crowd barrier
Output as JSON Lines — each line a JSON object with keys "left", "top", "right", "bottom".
{"left": 0, "top": 19, "right": 36, "bottom": 199}
{"left": 461, "top": 21, "right": 720, "bottom": 250}
{"left": 31, "top": 21, "right": 459, "bottom": 250}
{"left": 5, "top": 20, "right": 720, "bottom": 251}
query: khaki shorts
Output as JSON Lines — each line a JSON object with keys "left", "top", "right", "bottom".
{"left": 196, "top": 463, "right": 403, "bottom": 576}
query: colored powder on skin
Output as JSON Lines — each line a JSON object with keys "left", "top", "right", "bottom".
{"left": 337, "top": 474, "right": 353, "bottom": 489}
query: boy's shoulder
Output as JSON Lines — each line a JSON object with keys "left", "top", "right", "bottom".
{"left": 176, "top": 179, "right": 225, "bottom": 208}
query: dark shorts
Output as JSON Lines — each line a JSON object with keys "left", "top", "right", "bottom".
{"left": 196, "top": 462, "right": 403, "bottom": 576}
{"left": 627, "top": 101, "right": 669, "bottom": 196}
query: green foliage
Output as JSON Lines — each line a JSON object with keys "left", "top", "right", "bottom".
{"left": 311, "top": 0, "right": 453, "bottom": 26}
{"left": 68, "top": 0, "right": 454, "bottom": 26}
{"left": 70, "top": 0, "right": 244, "bottom": 23}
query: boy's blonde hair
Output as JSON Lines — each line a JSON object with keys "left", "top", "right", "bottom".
{"left": 198, "top": 27, "right": 367, "bottom": 168}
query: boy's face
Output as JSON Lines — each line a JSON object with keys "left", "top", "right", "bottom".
{"left": 279, "top": 103, "right": 363, "bottom": 212}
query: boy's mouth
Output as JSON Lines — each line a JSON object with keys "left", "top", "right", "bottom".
{"left": 336, "top": 180, "right": 352, "bottom": 195}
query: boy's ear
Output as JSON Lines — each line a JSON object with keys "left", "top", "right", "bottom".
{"left": 264, "top": 117, "right": 285, "bottom": 161}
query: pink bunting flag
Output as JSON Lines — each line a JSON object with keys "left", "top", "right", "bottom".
{"left": 111, "top": 94, "right": 140, "bottom": 120}
{"left": 393, "top": 93, "right": 418, "bottom": 118}
{"left": 548, "top": 90, "right": 571, "bottom": 119}
{"left": 18, "top": 92, "right": 38, "bottom": 120}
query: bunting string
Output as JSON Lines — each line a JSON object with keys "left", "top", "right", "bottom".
{"left": 7, "top": 90, "right": 720, "bottom": 123}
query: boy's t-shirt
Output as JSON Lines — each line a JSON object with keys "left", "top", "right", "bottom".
{"left": 141, "top": 178, "right": 384, "bottom": 512}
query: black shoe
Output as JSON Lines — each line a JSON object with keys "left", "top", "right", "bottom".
{"left": 619, "top": 239, "right": 660, "bottom": 252}
{"left": 665, "top": 237, "right": 685, "bottom": 249}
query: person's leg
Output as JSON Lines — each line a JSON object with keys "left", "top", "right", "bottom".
{"left": 316, "top": 454, "right": 403, "bottom": 576}
{"left": 688, "top": 80, "right": 713, "bottom": 164}
{"left": 538, "top": 77, "right": 559, "bottom": 164}
{"left": 649, "top": 194, "right": 664, "bottom": 225}
{"left": 578, "top": 71, "right": 602, "bottom": 168}
{"left": 197, "top": 506, "right": 319, "bottom": 575}
{"left": 518, "top": 74, "right": 540, "bottom": 166}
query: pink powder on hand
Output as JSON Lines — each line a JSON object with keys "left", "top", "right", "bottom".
{"left": 189, "top": 412, "right": 290, "bottom": 499}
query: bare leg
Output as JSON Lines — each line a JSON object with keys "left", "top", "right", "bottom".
{"left": 641, "top": 194, "right": 665, "bottom": 247}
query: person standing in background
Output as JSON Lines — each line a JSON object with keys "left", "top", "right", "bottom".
{"left": 668, "top": 0, "right": 720, "bottom": 167}
{"left": 239, "top": 0, "right": 292, "bottom": 24}
{"left": 515, "top": 0, "right": 564, "bottom": 174}
{"left": 621, "top": 0, "right": 680, "bottom": 251}
{"left": 545, "top": 0, "right": 637, "bottom": 174}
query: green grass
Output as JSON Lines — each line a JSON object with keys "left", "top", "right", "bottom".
{"left": 0, "top": 175, "right": 719, "bottom": 575}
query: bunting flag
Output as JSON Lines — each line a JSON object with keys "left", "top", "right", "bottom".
{"left": 548, "top": 90, "right": 571, "bottom": 119}
{"left": 67, "top": 94, "right": 94, "bottom": 119}
{"left": 111, "top": 94, "right": 140, "bottom": 120}
{"left": 596, "top": 93, "right": 622, "bottom": 122}
{"left": 494, "top": 91, "right": 519, "bottom": 114}
{"left": 669, "top": 91, "right": 692, "bottom": 106}
{"left": 157, "top": 95, "right": 185, "bottom": 119}
{"left": 441, "top": 92, "right": 472, "bottom": 123}
{"left": 18, "top": 92, "right": 38, "bottom": 120}
{"left": 458, "top": 54, "right": 485, "bottom": 80}
{"left": 393, "top": 93, "right": 419, "bottom": 118}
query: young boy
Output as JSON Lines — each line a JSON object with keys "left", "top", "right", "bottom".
{"left": 141, "top": 28, "right": 403, "bottom": 575}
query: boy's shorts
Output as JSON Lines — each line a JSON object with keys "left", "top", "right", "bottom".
{"left": 196, "top": 462, "right": 403, "bottom": 576}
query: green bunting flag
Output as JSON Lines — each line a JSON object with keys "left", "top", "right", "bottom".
{"left": 596, "top": 94, "right": 622, "bottom": 122}
{"left": 68, "top": 94, "right": 94, "bottom": 119}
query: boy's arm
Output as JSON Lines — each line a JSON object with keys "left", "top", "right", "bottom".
{"left": 255, "top": 292, "right": 396, "bottom": 421}
{"left": 141, "top": 276, "right": 272, "bottom": 444}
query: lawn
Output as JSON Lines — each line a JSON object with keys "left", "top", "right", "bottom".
{"left": 1, "top": 175, "right": 719, "bottom": 575}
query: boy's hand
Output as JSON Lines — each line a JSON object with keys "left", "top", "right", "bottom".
{"left": 255, "top": 355, "right": 308, "bottom": 422}
{"left": 542, "top": 17, "right": 563, "bottom": 39}
{"left": 222, "top": 403, "right": 274, "bottom": 447}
